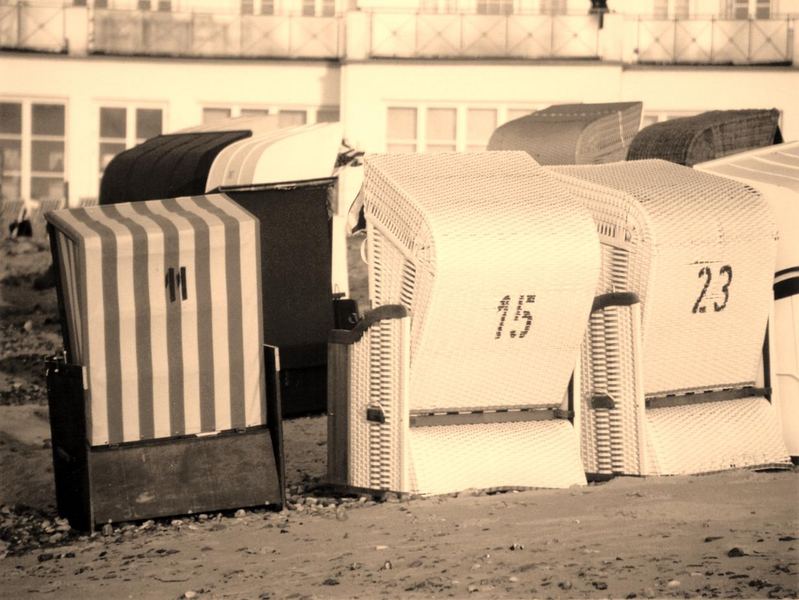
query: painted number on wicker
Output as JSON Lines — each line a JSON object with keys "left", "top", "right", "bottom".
{"left": 692, "top": 265, "right": 733, "bottom": 314}
{"left": 496, "top": 295, "right": 535, "bottom": 339}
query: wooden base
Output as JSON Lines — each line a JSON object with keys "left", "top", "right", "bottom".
{"left": 46, "top": 349, "right": 285, "bottom": 531}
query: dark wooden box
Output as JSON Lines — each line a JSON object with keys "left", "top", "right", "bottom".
{"left": 45, "top": 349, "right": 285, "bottom": 531}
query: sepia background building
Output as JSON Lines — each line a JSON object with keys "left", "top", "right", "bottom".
{"left": 1, "top": 0, "right": 798, "bottom": 207}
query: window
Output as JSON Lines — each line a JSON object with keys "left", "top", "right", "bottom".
{"left": 278, "top": 110, "right": 307, "bottom": 128}
{"left": 466, "top": 109, "right": 497, "bottom": 152}
{"left": 386, "top": 107, "right": 417, "bottom": 153}
{"left": 261, "top": 0, "right": 274, "bottom": 14}
{"left": 539, "top": 0, "right": 567, "bottom": 15}
{"left": 727, "top": 0, "right": 770, "bottom": 18}
{"left": 0, "top": 100, "right": 66, "bottom": 203}
{"left": 386, "top": 104, "right": 541, "bottom": 154}
{"left": 302, "top": 0, "right": 335, "bottom": 16}
{"left": 477, "top": 0, "right": 514, "bottom": 14}
{"left": 202, "top": 107, "right": 233, "bottom": 125}
{"left": 425, "top": 108, "right": 456, "bottom": 152}
{"left": 241, "top": 0, "right": 254, "bottom": 14}
{"left": 0, "top": 102, "right": 22, "bottom": 202}
{"left": 201, "top": 104, "right": 333, "bottom": 129}
{"left": 99, "top": 106, "right": 163, "bottom": 176}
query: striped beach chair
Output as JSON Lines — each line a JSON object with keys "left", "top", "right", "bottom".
{"left": 327, "top": 152, "right": 600, "bottom": 494}
{"left": 45, "top": 194, "right": 284, "bottom": 529}
{"left": 627, "top": 109, "right": 782, "bottom": 167}
{"left": 488, "top": 102, "right": 643, "bottom": 165}
{"left": 550, "top": 160, "right": 790, "bottom": 476}
{"left": 697, "top": 142, "right": 799, "bottom": 460}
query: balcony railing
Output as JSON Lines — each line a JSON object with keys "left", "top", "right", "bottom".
{"left": 0, "top": 1, "right": 66, "bottom": 52}
{"left": 368, "top": 11, "right": 600, "bottom": 59}
{"left": 632, "top": 17, "right": 793, "bottom": 65}
{"left": 91, "top": 9, "right": 343, "bottom": 59}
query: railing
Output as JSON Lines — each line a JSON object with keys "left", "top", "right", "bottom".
{"left": 0, "top": 1, "right": 66, "bottom": 52}
{"left": 368, "top": 11, "right": 600, "bottom": 59}
{"left": 633, "top": 17, "right": 793, "bottom": 64}
{"left": 91, "top": 9, "right": 344, "bottom": 59}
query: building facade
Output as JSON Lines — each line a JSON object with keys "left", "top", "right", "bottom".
{"left": 1, "top": 0, "right": 798, "bottom": 206}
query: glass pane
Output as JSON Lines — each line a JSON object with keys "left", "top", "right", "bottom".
{"left": 202, "top": 107, "right": 232, "bottom": 125}
{"left": 100, "top": 107, "right": 126, "bottom": 139}
{"left": 322, "top": 0, "right": 335, "bottom": 16}
{"left": 302, "top": 0, "right": 314, "bottom": 15}
{"left": 317, "top": 107, "right": 340, "bottom": 123}
{"left": 136, "top": 108, "right": 162, "bottom": 140}
{"left": 32, "top": 141, "right": 65, "bottom": 173}
{"left": 99, "top": 142, "right": 127, "bottom": 171}
{"left": 31, "top": 176, "right": 64, "bottom": 201}
{"left": 32, "top": 104, "right": 65, "bottom": 136}
{"left": 1, "top": 175, "right": 21, "bottom": 201}
{"left": 0, "top": 139, "right": 22, "bottom": 170}
{"left": 240, "top": 108, "right": 270, "bottom": 118}
{"left": 506, "top": 108, "right": 534, "bottom": 122}
{"left": 755, "top": 0, "right": 770, "bottom": 18}
{"left": 95, "top": 0, "right": 108, "bottom": 8}
{"left": 157, "top": 0, "right": 171, "bottom": 11}
{"left": 387, "top": 107, "right": 416, "bottom": 140}
{"left": 466, "top": 108, "right": 496, "bottom": 145}
{"left": 426, "top": 144, "right": 456, "bottom": 153}
{"left": 138, "top": 0, "right": 150, "bottom": 9}
{"left": 278, "top": 110, "right": 307, "bottom": 128}
{"left": 241, "top": 0, "right": 253, "bottom": 14}
{"left": 0, "top": 103, "right": 22, "bottom": 134}
{"left": 426, "top": 108, "right": 456, "bottom": 142}
{"left": 387, "top": 143, "right": 416, "bottom": 153}
{"left": 260, "top": 0, "right": 274, "bottom": 14}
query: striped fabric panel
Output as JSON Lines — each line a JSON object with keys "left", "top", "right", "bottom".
{"left": 46, "top": 194, "right": 265, "bottom": 446}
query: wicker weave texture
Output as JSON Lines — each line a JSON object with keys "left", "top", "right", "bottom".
{"left": 407, "top": 420, "right": 587, "bottom": 494}
{"left": 363, "top": 152, "right": 600, "bottom": 412}
{"left": 488, "top": 102, "right": 643, "bottom": 165}
{"left": 644, "top": 397, "right": 789, "bottom": 475}
{"left": 627, "top": 109, "right": 781, "bottom": 167}
{"left": 552, "top": 160, "right": 777, "bottom": 396}
{"left": 346, "top": 315, "right": 409, "bottom": 491}
{"left": 697, "top": 142, "right": 799, "bottom": 456}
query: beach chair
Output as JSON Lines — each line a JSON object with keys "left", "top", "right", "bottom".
{"left": 697, "top": 142, "right": 799, "bottom": 460}
{"left": 550, "top": 160, "right": 790, "bottom": 476}
{"left": 626, "top": 109, "right": 782, "bottom": 167}
{"left": 488, "top": 102, "right": 643, "bottom": 165}
{"left": 44, "top": 195, "right": 284, "bottom": 530}
{"left": 327, "top": 152, "right": 600, "bottom": 494}
{"left": 97, "top": 121, "right": 347, "bottom": 416}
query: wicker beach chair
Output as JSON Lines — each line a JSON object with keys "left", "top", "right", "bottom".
{"left": 626, "top": 109, "right": 782, "bottom": 167}
{"left": 487, "top": 102, "right": 643, "bottom": 165}
{"left": 550, "top": 160, "right": 790, "bottom": 476}
{"left": 697, "top": 142, "right": 799, "bottom": 460}
{"left": 327, "top": 152, "right": 600, "bottom": 494}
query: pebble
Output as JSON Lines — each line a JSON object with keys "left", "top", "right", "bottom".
{"left": 322, "top": 578, "right": 339, "bottom": 586}
{"left": 509, "top": 543, "right": 524, "bottom": 551}
{"left": 23, "top": 320, "right": 33, "bottom": 332}
{"left": 101, "top": 523, "right": 113, "bottom": 537}
{"left": 184, "top": 592, "right": 197, "bottom": 599}
{"left": 667, "top": 579, "right": 681, "bottom": 588}
{"left": 728, "top": 547, "right": 749, "bottom": 557}
{"left": 375, "top": 545, "right": 389, "bottom": 550}
{"left": 381, "top": 560, "right": 392, "bottom": 570}
{"left": 593, "top": 581, "right": 608, "bottom": 590}
{"left": 508, "top": 576, "right": 519, "bottom": 583}
{"left": 558, "top": 581, "right": 572, "bottom": 590}
{"left": 234, "top": 509, "right": 246, "bottom": 519}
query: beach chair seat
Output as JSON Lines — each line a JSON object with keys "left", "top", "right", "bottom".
{"left": 328, "top": 152, "right": 600, "bottom": 494}
{"left": 697, "top": 141, "right": 799, "bottom": 460}
{"left": 626, "top": 109, "right": 782, "bottom": 166}
{"left": 550, "top": 160, "right": 790, "bottom": 476}
{"left": 488, "top": 102, "right": 643, "bottom": 165}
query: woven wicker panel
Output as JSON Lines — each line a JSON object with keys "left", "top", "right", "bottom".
{"left": 552, "top": 160, "right": 777, "bottom": 396}
{"left": 488, "top": 102, "right": 643, "bottom": 165}
{"left": 697, "top": 142, "right": 799, "bottom": 457}
{"left": 627, "top": 109, "right": 781, "bottom": 167}
{"left": 407, "top": 420, "right": 586, "bottom": 495}
{"left": 644, "top": 398, "right": 789, "bottom": 475}
{"left": 346, "top": 315, "right": 409, "bottom": 491}
{"left": 364, "top": 152, "right": 600, "bottom": 412}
